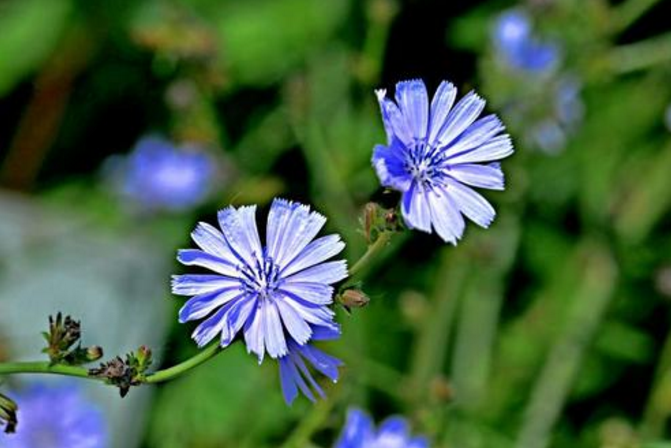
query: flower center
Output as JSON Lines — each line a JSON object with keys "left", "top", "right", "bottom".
{"left": 405, "top": 141, "right": 443, "bottom": 186}
{"left": 238, "top": 254, "right": 281, "bottom": 300}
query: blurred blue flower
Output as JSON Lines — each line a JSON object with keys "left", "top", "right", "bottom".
{"left": 279, "top": 323, "right": 343, "bottom": 404}
{"left": 173, "top": 198, "right": 347, "bottom": 403}
{"left": 493, "top": 10, "right": 560, "bottom": 73}
{"left": 0, "top": 383, "right": 106, "bottom": 448}
{"left": 373, "top": 79, "right": 514, "bottom": 244}
{"left": 335, "top": 408, "right": 429, "bottom": 448}
{"left": 107, "top": 135, "right": 215, "bottom": 212}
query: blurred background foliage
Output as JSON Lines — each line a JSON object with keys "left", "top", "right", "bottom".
{"left": 1, "top": 0, "right": 671, "bottom": 447}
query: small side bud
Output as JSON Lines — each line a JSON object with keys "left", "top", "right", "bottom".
{"left": 86, "top": 346, "right": 104, "bottom": 362}
{"left": 42, "top": 313, "right": 103, "bottom": 366}
{"left": 89, "top": 346, "right": 154, "bottom": 397}
{"left": 0, "top": 393, "right": 18, "bottom": 434}
{"left": 339, "top": 289, "right": 370, "bottom": 309}
{"left": 359, "top": 202, "right": 402, "bottom": 244}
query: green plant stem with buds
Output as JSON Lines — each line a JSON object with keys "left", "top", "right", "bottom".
{"left": 0, "top": 342, "right": 222, "bottom": 386}
{"left": 346, "top": 231, "right": 394, "bottom": 281}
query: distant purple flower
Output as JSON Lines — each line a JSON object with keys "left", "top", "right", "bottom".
{"left": 172, "top": 198, "right": 347, "bottom": 403}
{"left": 493, "top": 10, "right": 559, "bottom": 73}
{"left": 108, "top": 135, "right": 215, "bottom": 212}
{"left": 0, "top": 384, "right": 106, "bottom": 448}
{"left": 335, "top": 408, "right": 429, "bottom": 448}
{"left": 373, "top": 79, "right": 514, "bottom": 244}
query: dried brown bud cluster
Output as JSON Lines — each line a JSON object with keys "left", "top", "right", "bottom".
{"left": 89, "top": 346, "right": 153, "bottom": 397}
{"left": 361, "top": 202, "right": 402, "bottom": 244}
{"left": 0, "top": 392, "right": 18, "bottom": 434}
{"left": 42, "top": 313, "right": 104, "bottom": 366}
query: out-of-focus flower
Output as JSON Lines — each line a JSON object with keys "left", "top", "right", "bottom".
{"left": 279, "top": 324, "right": 343, "bottom": 404}
{"left": 493, "top": 10, "right": 560, "bottom": 73}
{"left": 105, "top": 135, "right": 215, "bottom": 212}
{"left": 335, "top": 408, "right": 429, "bottom": 448}
{"left": 172, "top": 198, "right": 347, "bottom": 403}
{"left": 373, "top": 79, "right": 514, "bottom": 244}
{"left": 0, "top": 384, "right": 106, "bottom": 448}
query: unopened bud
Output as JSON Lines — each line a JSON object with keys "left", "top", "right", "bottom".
{"left": 86, "top": 346, "right": 104, "bottom": 362}
{"left": 339, "top": 289, "right": 370, "bottom": 310}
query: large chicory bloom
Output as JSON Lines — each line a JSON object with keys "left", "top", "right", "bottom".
{"left": 172, "top": 198, "right": 347, "bottom": 403}
{"left": 335, "top": 408, "right": 429, "bottom": 448}
{"left": 0, "top": 384, "right": 106, "bottom": 448}
{"left": 493, "top": 10, "right": 559, "bottom": 73}
{"left": 107, "top": 135, "right": 215, "bottom": 212}
{"left": 373, "top": 79, "right": 514, "bottom": 244}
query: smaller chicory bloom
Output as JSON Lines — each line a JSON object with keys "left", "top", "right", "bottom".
{"left": 0, "top": 383, "right": 106, "bottom": 448}
{"left": 373, "top": 79, "right": 514, "bottom": 244}
{"left": 107, "top": 135, "right": 215, "bottom": 212}
{"left": 335, "top": 408, "right": 429, "bottom": 448}
{"left": 173, "top": 198, "right": 347, "bottom": 403}
{"left": 493, "top": 10, "right": 559, "bottom": 73}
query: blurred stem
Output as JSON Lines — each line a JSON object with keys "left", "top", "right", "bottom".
{"left": 640, "top": 313, "right": 671, "bottom": 439}
{"left": 612, "top": 0, "right": 664, "bottom": 33}
{"left": 347, "top": 231, "right": 394, "bottom": 281}
{"left": 357, "top": 0, "right": 398, "bottom": 85}
{"left": 515, "top": 242, "right": 617, "bottom": 448}
{"left": 144, "top": 343, "right": 221, "bottom": 384}
{"left": 606, "top": 31, "right": 671, "bottom": 75}
{"left": 279, "top": 385, "right": 340, "bottom": 448}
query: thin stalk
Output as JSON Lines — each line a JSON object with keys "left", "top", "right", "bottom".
{"left": 144, "top": 343, "right": 221, "bottom": 384}
{"left": 606, "top": 32, "right": 671, "bottom": 75}
{"left": 612, "top": 0, "right": 664, "bottom": 33}
{"left": 640, "top": 312, "right": 671, "bottom": 438}
{"left": 347, "top": 231, "right": 393, "bottom": 280}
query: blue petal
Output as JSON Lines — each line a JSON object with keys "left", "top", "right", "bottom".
{"left": 276, "top": 298, "right": 312, "bottom": 346}
{"left": 433, "top": 91, "right": 486, "bottom": 148}
{"left": 428, "top": 81, "right": 457, "bottom": 145}
{"left": 191, "top": 306, "right": 230, "bottom": 347}
{"left": 281, "top": 234, "right": 345, "bottom": 277}
{"left": 298, "top": 343, "right": 342, "bottom": 381}
{"left": 401, "top": 183, "right": 432, "bottom": 232}
{"left": 177, "top": 249, "right": 239, "bottom": 277}
{"left": 448, "top": 163, "right": 505, "bottom": 190}
{"left": 171, "top": 274, "right": 239, "bottom": 296}
{"left": 279, "top": 352, "right": 315, "bottom": 404}
{"left": 220, "top": 296, "right": 257, "bottom": 347}
{"left": 217, "top": 206, "right": 263, "bottom": 270}
{"left": 278, "top": 295, "right": 337, "bottom": 328}
{"left": 292, "top": 352, "right": 326, "bottom": 399}
{"left": 372, "top": 141, "right": 412, "bottom": 192}
{"left": 447, "top": 134, "right": 514, "bottom": 165}
{"left": 427, "top": 186, "right": 465, "bottom": 245}
{"left": 284, "top": 260, "right": 348, "bottom": 285}
{"left": 311, "top": 323, "right": 341, "bottom": 341}
{"left": 178, "top": 287, "right": 245, "bottom": 323}
{"left": 262, "top": 301, "right": 288, "bottom": 359}
{"left": 376, "top": 90, "right": 413, "bottom": 146}
{"left": 278, "top": 282, "right": 334, "bottom": 305}
{"left": 191, "top": 223, "right": 238, "bottom": 264}
{"left": 445, "top": 179, "right": 496, "bottom": 228}
{"left": 395, "top": 79, "right": 429, "bottom": 141}
{"left": 266, "top": 199, "right": 327, "bottom": 267}
{"left": 409, "top": 436, "right": 431, "bottom": 448}
{"left": 335, "top": 409, "right": 375, "bottom": 448}
{"left": 377, "top": 416, "right": 410, "bottom": 440}
{"left": 444, "top": 114, "right": 505, "bottom": 159}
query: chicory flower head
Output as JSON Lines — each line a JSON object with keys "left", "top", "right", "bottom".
{"left": 373, "top": 79, "right": 514, "bottom": 244}
{"left": 0, "top": 383, "right": 106, "bottom": 448}
{"left": 172, "top": 198, "right": 347, "bottom": 403}
{"left": 335, "top": 408, "right": 429, "bottom": 448}
{"left": 493, "top": 9, "right": 559, "bottom": 73}
{"left": 108, "top": 135, "right": 215, "bottom": 212}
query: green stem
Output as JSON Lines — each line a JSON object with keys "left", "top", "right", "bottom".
{"left": 612, "top": 0, "right": 664, "bottom": 33}
{"left": 606, "top": 31, "right": 671, "bottom": 75}
{"left": 347, "top": 231, "right": 393, "bottom": 280}
{"left": 0, "top": 362, "right": 93, "bottom": 380}
{"left": 144, "top": 343, "right": 221, "bottom": 384}
{"left": 0, "top": 343, "right": 222, "bottom": 386}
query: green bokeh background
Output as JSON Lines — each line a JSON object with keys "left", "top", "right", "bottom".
{"left": 1, "top": 0, "right": 671, "bottom": 447}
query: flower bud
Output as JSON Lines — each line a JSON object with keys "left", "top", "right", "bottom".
{"left": 86, "top": 346, "right": 104, "bottom": 362}
{"left": 338, "top": 288, "right": 370, "bottom": 311}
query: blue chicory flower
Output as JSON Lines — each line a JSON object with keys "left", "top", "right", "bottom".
{"left": 172, "top": 198, "right": 347, "bottom": 403}
{"left": 373, "top": 79, "right": 514, "bottom": 244}
{"left": 493, "top": 10, "right": 560, "bottom": 73}
{"left": 109, "top": 135, "right": 215, "bottom": 212}
{"left": 0, "top": 383, "right": 106, "bottom": 448}
{"left": 335, "top": 408, "right": 429, "bottom": 448}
